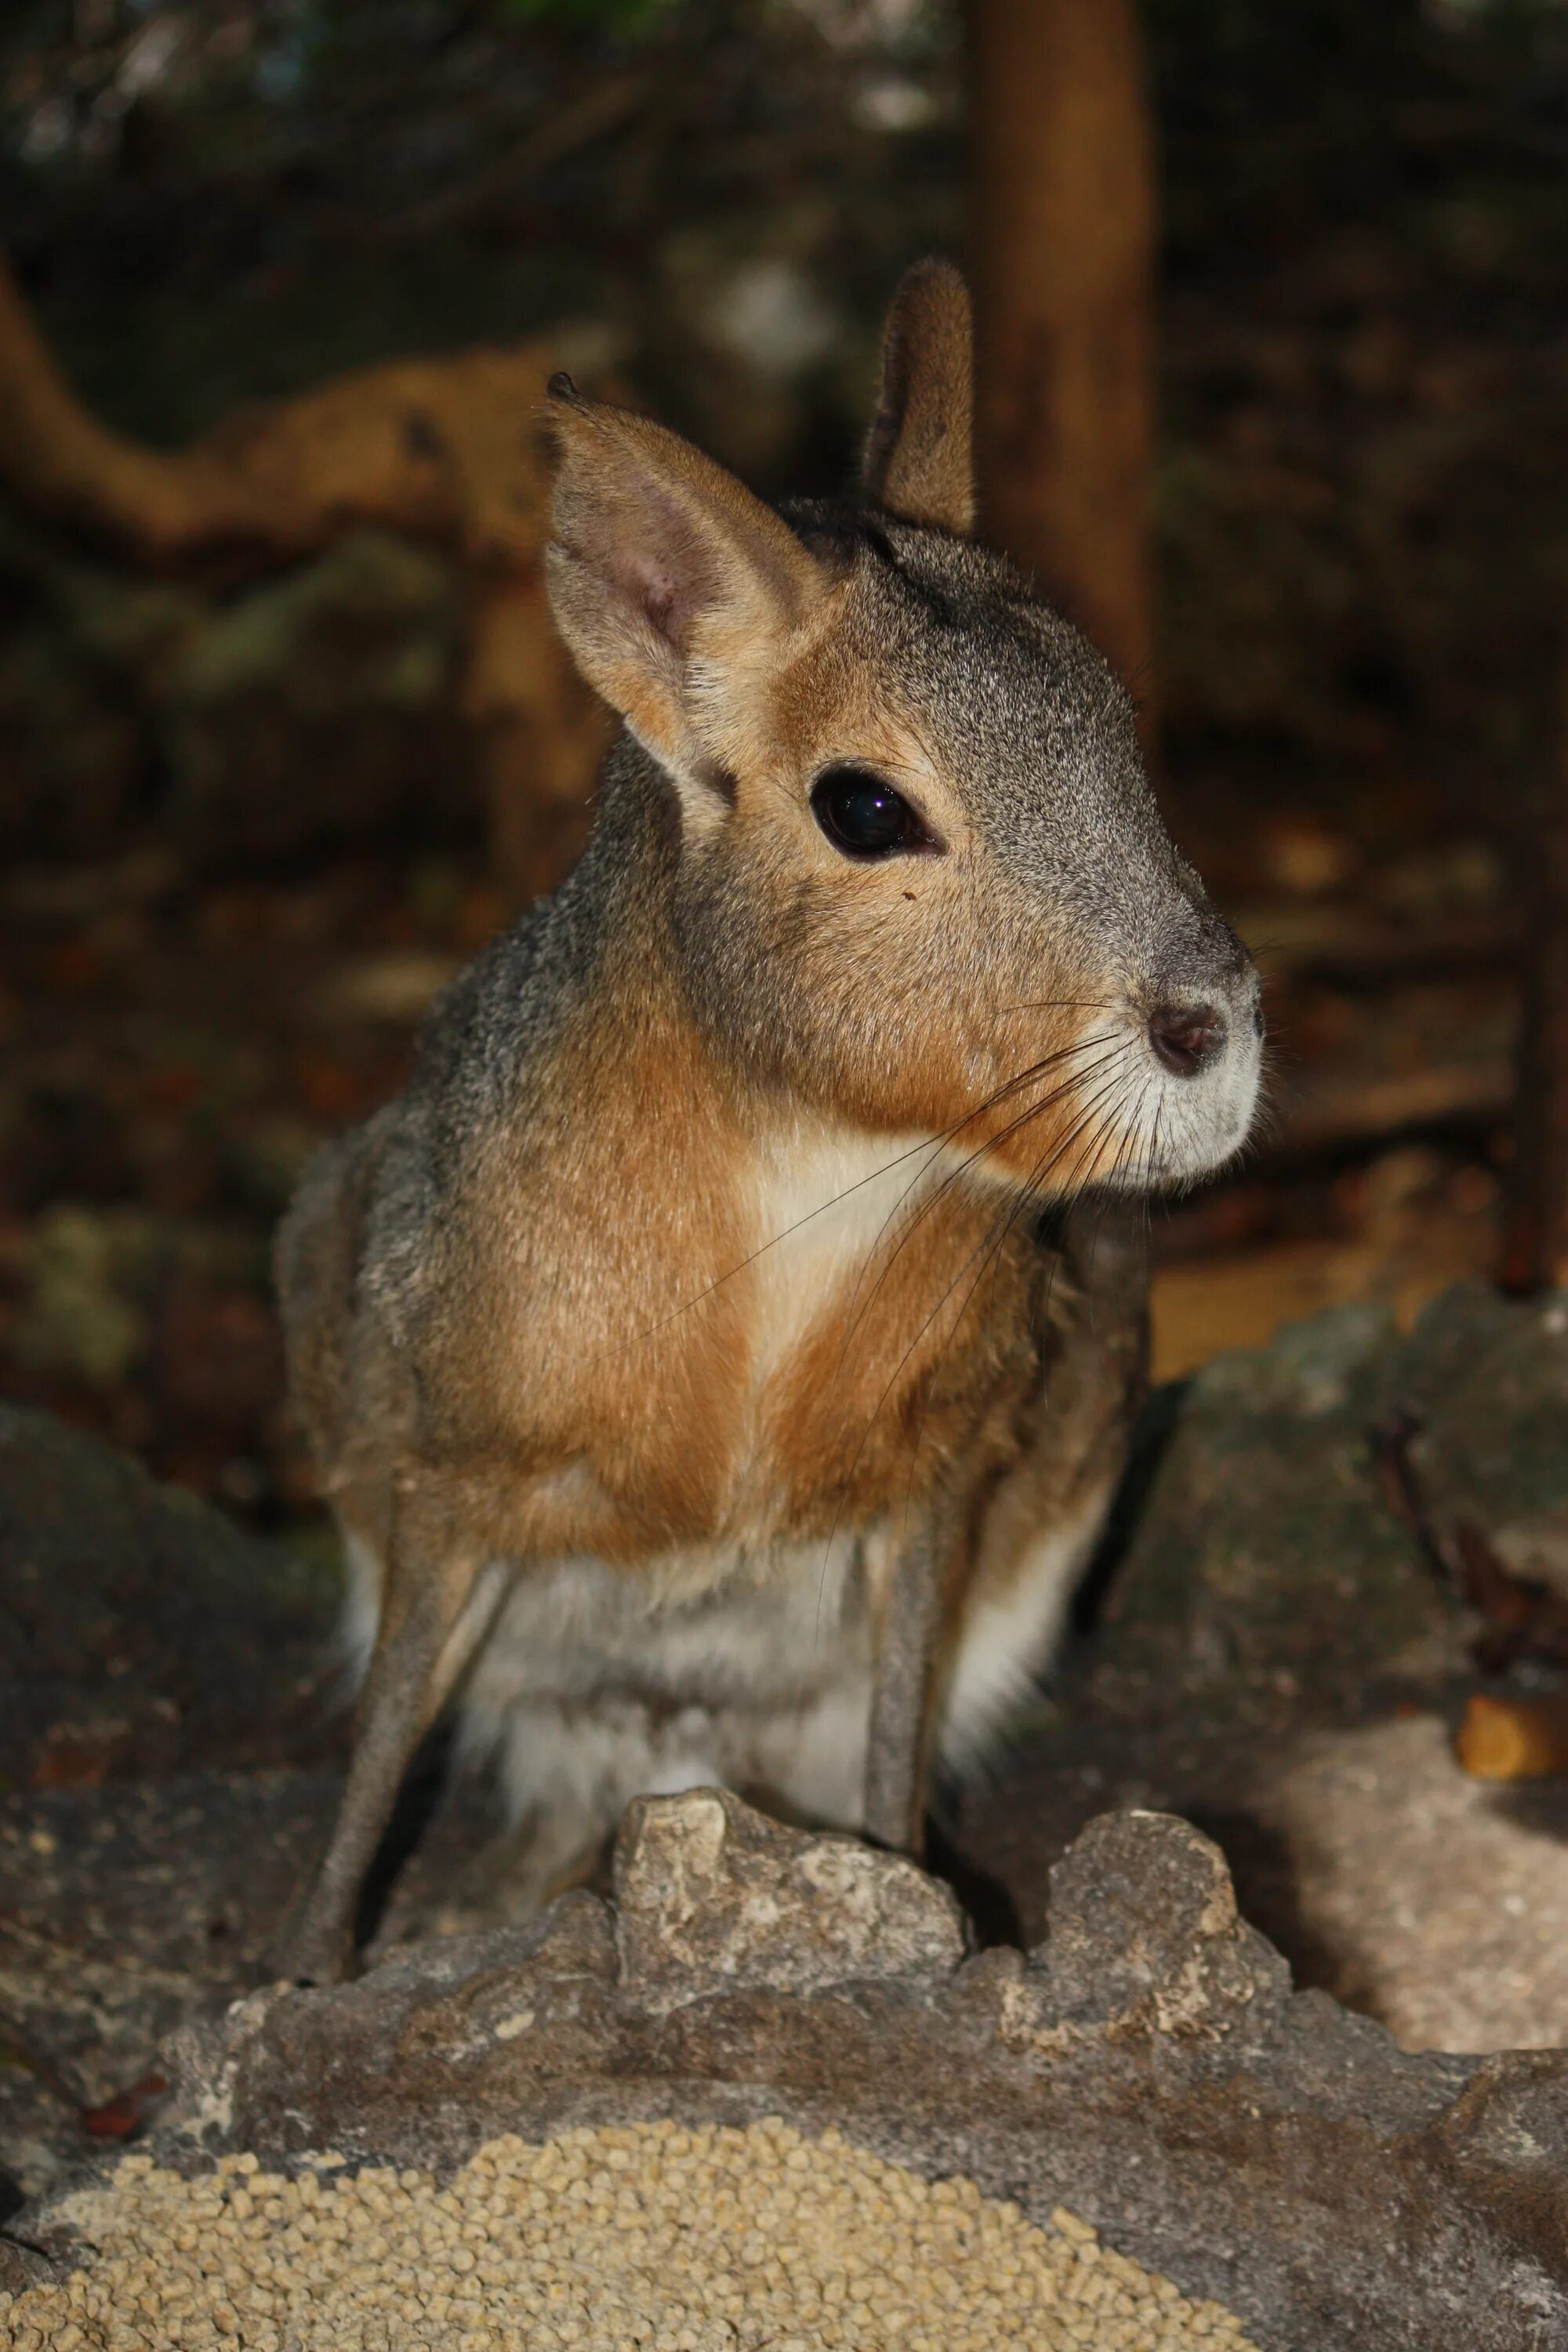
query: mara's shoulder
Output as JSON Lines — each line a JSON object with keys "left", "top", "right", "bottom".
{"left": 410, "top": 895, "right": 561, "bottom": 1114}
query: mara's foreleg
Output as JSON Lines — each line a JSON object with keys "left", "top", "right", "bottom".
{"left": 1055, "top": 1193, "right": 1149, "bottom": 1439}
{"left": 270, "top": 1516, "right": 512, "bottom": 1985}
{"left": 863, "top": 1508, "right": 953, "bottom": 1857}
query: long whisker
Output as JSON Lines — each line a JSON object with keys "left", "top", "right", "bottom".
{"left": 833, "top": 1030, "right": 1127, "bottom": 1370}
{"left": 814, "top": 1051, "right": 1134, "bottom": 1631}
{"left": 604, "top": 1085, "right": 1055, "bottom": 1365}
{"left": 893, "top": 1044, "right": 1142, "bottom": 1364}
{"left": 608, "top": 1029, "right": 1124, "bottom": 1366}
{"left": 999, "top": 1055, "right": 1156, "bottom": 1353}
{"left": 1080, "top": 1068, "right": 1156, "bottom": 1312}
{"left": 840, "top": 1058, "right": 1133, "bottom": 1567}
{"left": 900, "top": 1062, "right": 1135, "bottom": 1494}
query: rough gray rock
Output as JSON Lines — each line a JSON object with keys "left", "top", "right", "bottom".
{"left": 0, "top": 1769, "right": 339, "bottom": 2201}
{"left": 1095, "top": 1284, "right": 1568, "bottom": 1719}
{"left": 612, "top": 1788, "right": 967, "bottom": 2012}
{"left": 1034, "top": 1805, "right": 1290, "bottom": 2040}
{"left": 956, "top": 1286, "right": 1568, "bottom": 2051}
{"left": 0, "top": 1403, "right": 342, "bottom": 1794}
{"left": 0, "top": 1408, "right": 347, "bottom": 2201}
{"left": 0, "top": 2238, "right": 54, "bottom": 2297}
{"left": 10, "top": 1790, "right": 1558, "bottom": 2352}
{"left": 1095, "top": 1299, "right": 1446, "bottom": 1720}
{"left": 1396, "top": 1285, "right": 1568, "bottom": 1594}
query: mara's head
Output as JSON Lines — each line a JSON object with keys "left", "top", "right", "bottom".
{"left": 543, "top": 260, "right": 1261, "bottom": 1200}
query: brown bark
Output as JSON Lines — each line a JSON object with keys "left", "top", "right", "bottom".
{"left": 968, "top": 0, "right": 1156, "bottom": 720}
{"left": 1498, "top": 652, "right": 1568, "bottom": 1294}
{"left": 0, "top": 258, "right": 606, "bottom": 898}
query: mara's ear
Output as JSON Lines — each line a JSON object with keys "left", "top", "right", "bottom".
{"left": 542, "top": 376, "right": 823, "bottom": 820}
{"left": 862, "top": 259, "right": 974, "bottom": 536}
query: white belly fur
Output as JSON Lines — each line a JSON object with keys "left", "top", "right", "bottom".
{"left": 456, "top": 1528, "right": 877, "bottom": 1842}
{"left": 339, "top": 1474, "right": 1112, "bottom": 1877}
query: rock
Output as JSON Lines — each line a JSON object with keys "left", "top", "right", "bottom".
{"left": 0, "top": 1769, "right": 339, "bottom": 2201}
{"left": 1121, "top": 1281, "right": 1568, "bottom": 1716}
{"left": 0, "top": 1411, "right": 345, "bottom": 2204}
{"left": 0, "top": 2238, "right": 54, "bottom": 2296}
{"left": 612, "top": 1787, "right": 967, "bottom": 2013}
{"left": 1098, "top": 1300, "right": 1440, "bottom": 1721}
{"left": 1395, "top": 1283, "right": 1568, "bottom": 1595}
{"left": 1036, "top": 1809, "right": 1289, "bottom": 2042}
{"left": 0, "top": 1405, "right": 342, "bottom": 1792}
{"left": 16, "top": 1791, "right": 1560, "bottom": 2352}
{"left": 956, "top": 1287, "right": 1568, "bottom": 2053}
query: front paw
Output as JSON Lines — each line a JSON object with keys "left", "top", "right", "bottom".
{"left": 263, "top": 1907, "right": 357, "bottom": 1987}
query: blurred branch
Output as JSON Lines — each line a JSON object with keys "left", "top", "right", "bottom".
{"left": 0, "top": 256, "right": 318, "bottom": 568}
{"left": 0, "top": 253, "right": 610, "bottom": 898}
{"left": 0, "top": 250, "right": 557, "bottom": 572}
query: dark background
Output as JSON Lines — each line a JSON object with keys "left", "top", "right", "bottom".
{"left": 3, "top": 0, "right": 1566, "bottom": 1539}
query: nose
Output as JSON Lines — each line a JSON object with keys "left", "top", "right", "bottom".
{"left": 1148, "top": 1001, "right": 1227, "bottom": 1077}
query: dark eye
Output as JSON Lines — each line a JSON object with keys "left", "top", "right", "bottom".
{"left": 810, "top": 766, "right": 935, "bottom": 861}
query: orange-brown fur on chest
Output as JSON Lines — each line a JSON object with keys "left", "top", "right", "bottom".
{"left": 356, "top": 1004, "right": 1057, "bottom": 1581}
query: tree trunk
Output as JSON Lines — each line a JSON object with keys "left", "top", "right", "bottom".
{"left": 968, "top": 0, "right": 1156, "bottom": 722}
{"left": 1499, "top": 652, "right": 1568, "bottom": 1294}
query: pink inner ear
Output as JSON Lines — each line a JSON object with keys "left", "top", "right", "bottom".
{"left": 630, "top": 551, "right": 684, "bottom": 645}
{"left": 611, "top": 474, "right": 718, "bottom": 655}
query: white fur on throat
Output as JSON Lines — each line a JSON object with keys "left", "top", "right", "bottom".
{"left": 743, "top": 1116, "right": 943, "bottom": 1394}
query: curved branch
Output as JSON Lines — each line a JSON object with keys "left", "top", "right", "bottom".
{"left": 0, "top": 259, "right": 318, "bottom": 564}
{"left": 0, "top": 252, "right": 611, "bottom": 895}
{"left": 0, "top": 254, "right": 574, "bottom": 579}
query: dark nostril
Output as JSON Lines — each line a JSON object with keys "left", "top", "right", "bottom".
{"left": 1149, "top": 1002, "right": 1226, "bottom": 1077}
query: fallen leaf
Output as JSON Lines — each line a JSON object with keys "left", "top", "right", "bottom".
{"left": 80, "top": 2072, "right": 167, "bottom": 2140}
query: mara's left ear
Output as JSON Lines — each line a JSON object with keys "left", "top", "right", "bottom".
{"left": 862, "top": 258, "right": 975, "bottom": 536}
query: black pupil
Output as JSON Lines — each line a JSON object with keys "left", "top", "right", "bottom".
{"left": 812, "top": 768, "right": 919, "bottom": 858}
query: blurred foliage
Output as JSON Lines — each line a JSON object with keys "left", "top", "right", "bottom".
{"left": 1144, "top": 0, "right": 1568, "bottom": 272}
{"left": 4, "top": 0, "right": 1568, "bottom": 799}
{"left": 499, "top": 0, "right": 676, "bottom": 24}
{"left": 4, "top": 1, "right": 1568, "bottom": 1518}
{"left": 0, "top": 1, "right": 959, "bottom": 466}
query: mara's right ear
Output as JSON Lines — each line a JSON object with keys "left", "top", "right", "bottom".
{"left": 542, "top": 376, "right": 823, "bottom": 824}
{"left": 862, "top": 259, "right": 975, "bottom": 536}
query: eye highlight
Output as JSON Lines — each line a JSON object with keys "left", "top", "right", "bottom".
{"left": 809, "top": 765, "right": 938, "bottom": 861}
